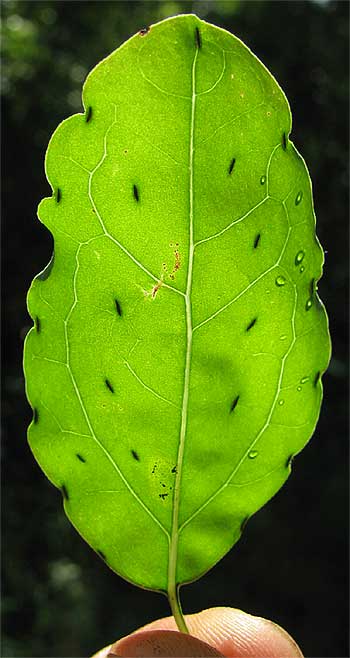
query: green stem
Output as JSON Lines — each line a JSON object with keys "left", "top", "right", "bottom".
{"left": 168, "top": 583, "right": 189, "bottom": 633}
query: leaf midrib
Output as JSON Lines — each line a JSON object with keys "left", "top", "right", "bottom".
{"left": 167, "top": 42, "right": 199, "bottom": 600}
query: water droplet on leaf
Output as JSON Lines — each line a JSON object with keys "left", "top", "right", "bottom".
{"left": 305, "top": 299, "right": 313, "bottom": 311}
{"left": 295, "top": 191, "right": 303, "bottom": 205}
{"left": 300, "top": 266, "right": 305, "bottom": 273}
{"left": 280, "top": 334, "right": 287, "bottom": 341}
{"left": 248, "top": 450, "right": 258, "bottom": 459}
{"left": 300, "top": 376, "right": 309, "bottom": 384}
{"left": 295, "top": 250, "right": 305, "bottom": 265}
{"left": 260, "top": 175, "right": 266, "bottom": 185}
{"left": 297, "top": 386, "right": 302, "bottom": 391}
{"left": 278, "top": 399, "right": 285, "bottom": 406}
{"left": 275, "top": 275, "right": 286, "bottom": 287}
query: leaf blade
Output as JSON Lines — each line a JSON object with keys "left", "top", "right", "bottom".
{"left": 24, "top": 14, "right": 331, "bottom": 598}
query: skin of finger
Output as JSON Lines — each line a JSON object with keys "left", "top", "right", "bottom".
{"left": 109, "top": 629, "right": 225, "bottom": 657}
{"left": 108, "top": 607, "right": 304, "bottom": 658}
{"left": 91, "top": 645, "right": 112, "bottom": 658}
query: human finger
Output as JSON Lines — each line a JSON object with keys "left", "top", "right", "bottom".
{"left": 107, "top": 607, "right": 303, "bottom": 657}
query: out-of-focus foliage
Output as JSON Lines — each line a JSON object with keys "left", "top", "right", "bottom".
{"left": 2, "top": 2, "right": 348, "bottom": 657}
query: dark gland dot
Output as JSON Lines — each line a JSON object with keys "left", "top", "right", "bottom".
{"left": 139, "top": 26, "right": 149, "bottom": 35}
{"left": 35, "top": 316, "right": 41, "bottom": 333}
{"left": 85, "top": 106, "right": 92, "bottom": 123}
{"left": 76, "top": 454, "right": 86, "bottom": 463}
{"left": 230, "top": 395, "right": 240, "bottom": 413}
{"left": 240, "top": 516, "right": 249, "bottom": 533}
{"left": 254, "top": 233, "right": 261, "bottom": 249}
{"left": 195, "top": 26, "right": 202, "bottom": 49}
{"left": 282, "top": 132, "right": 288, "bottom": 150}
{"left": 105, "top": 379, "right": 114, "bottom": 393}
{"left": 56, "top": 188, "right": 62, "bottom": 203}
{"left": 115, "top": 299, "right": 122, "bottom": 317}
{"left": 246, "top": 317, "right": 257, "bottom": 332}
{"left": 33, "top": 408, "right": 39, "bottom": 424}
{"left": 228, "top": 158, "right": 236, "bottom": 175}
{"left": 171, "top": 466, "right": 177, "bottom": 474}
{"left": 133, "top": 184, "right": 139, "bottom": 202}
{"left": 310, "top": 278, "right": 316, "bottom": 297}
{"left": 61, "top": 485, "right": 69, "bottom": 501}
{"left": 131, "top": 450, "right": 140, "bottom": 461}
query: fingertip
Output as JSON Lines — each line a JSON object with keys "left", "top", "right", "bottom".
{"left": 133, "top": 607, "right": 304, "bottom": 658}
{"left": 109, "top": 629, "right": 224, "bottom": 657}
{"left": 188, "top": 607, "right": 304, "bottom": 658}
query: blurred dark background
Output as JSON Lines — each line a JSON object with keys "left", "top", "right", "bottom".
{"left": 1, "top": 1, "right": 348, "bottom": 656}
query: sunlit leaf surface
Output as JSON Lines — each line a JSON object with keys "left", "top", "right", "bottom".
{"left": 24, "top": 15, "right": 330, "bottom": 601}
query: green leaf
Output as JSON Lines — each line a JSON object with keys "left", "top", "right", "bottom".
{"left": 24, "top": 14, "right": 331, "bottom": 624}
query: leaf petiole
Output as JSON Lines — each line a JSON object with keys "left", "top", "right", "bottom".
{"left": 168, "top": 583, "right": 189, "bottom": 634}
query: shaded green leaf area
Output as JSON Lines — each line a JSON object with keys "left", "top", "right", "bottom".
{"left": 24, "top": 15, "right": 330, "bottom": 593}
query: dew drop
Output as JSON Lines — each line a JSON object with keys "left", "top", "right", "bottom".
{"left": 300, "top": 266, "right": 305, "bottom": 273}
{"left": 278, "top": 399, "right": 285, "bottom": 406}
{"left": 295, "top": 191, "right": 303, "bottom": 205}
{"left": 297, "top": 386, "right": 302, "bottom": 391}
{"left": 280, "top": 334, "right": 287, "bottom": 341}
{"left": 295, "top": 250, "right": 305, "bottom": 265}
{"left": 305, "top": 298, "right": 313, "bottom": 311}
{"left": 248, "top": 450, "right": 258, "bottom": 459}
{"left": 300, "top": 376, "right": 309, "bottom": 384}
{"left": 275, "top": 275, "right": 286, "bottom": 287}
{"left": 260, "top": 175, "right": 266, "bottom": 185}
